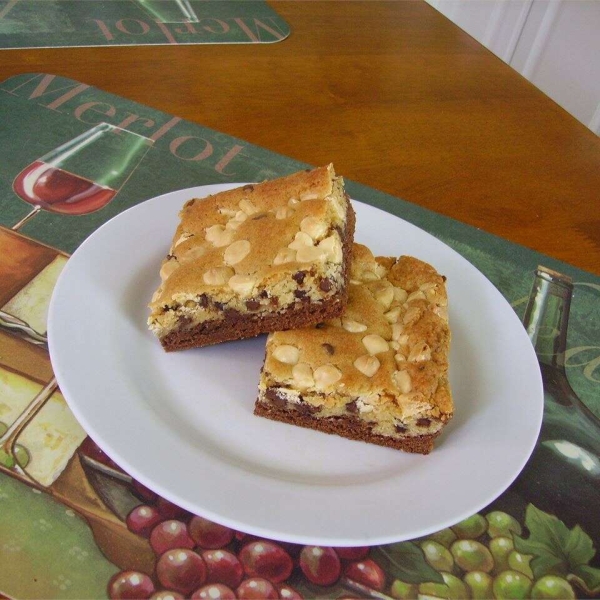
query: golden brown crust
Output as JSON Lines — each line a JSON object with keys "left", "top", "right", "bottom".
{"left": 160, "top": 206, "right": 356, "bottom": 351}
{"left": 148, "top": 165, "right": 354, "bottom": 347}
{"left": 255, "top": 243, "right": 453, "bottom": 453}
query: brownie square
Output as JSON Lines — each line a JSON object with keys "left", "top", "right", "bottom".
{"left": 255, "top": 244, "right": 453, "bottom": 454}
{"left": 148, "top": 165, "right": 355, "bottom": 351}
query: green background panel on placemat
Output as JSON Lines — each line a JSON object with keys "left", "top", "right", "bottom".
{"left": 0, "top": 73, "right": 599, "bottom": 598}
{"left": 0, "top": 476, "right": 118, "bottom": 598}
{"left": 0, "top": 0, "right": 289, "bottom": 48}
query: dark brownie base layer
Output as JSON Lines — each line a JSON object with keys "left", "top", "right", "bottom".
{"left": 160, "top": 202, "right": 356, "bottom": 352}
{"left": 254, "top": 400, "right": 441, "bottom": 455}
{"left": 161, "top": 296, "right": 346, "bottom": 351}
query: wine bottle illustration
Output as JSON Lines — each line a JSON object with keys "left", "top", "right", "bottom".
{"left": 514, "top": 266, "right": 600, "bottom": 541}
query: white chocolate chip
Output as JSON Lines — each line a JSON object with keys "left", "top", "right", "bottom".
{"left": 300, "top": 216, "right": 328, "bottom": 240}
{"left": 296, "top": 245, "right": 327, "bottom": 263}
{"left": 224, "top": 240, "right": 251, "bottom": 265}
{"left": 233, "top": 210, "right": 248, "bottom": 222}
{"left": 273, "top": 248, "right": 297, "bottom": 265}
{"left": 203, "top": 266, "right": 234, "bottom": 286}
{"left": 273, "top": 344, "right": 300, "bottom": 365}
{"left": 239, "top": 198, "right": 258, "bottom": 215}
{"left": 356, "top": 400, "right": 374, "bottom": 414}
{"left": 397, "top": 334, "right": 410, "bottom": 346}
{"left": 341, "top": 317, "right": 368, "bottom": 332}
{"left": 292, "top": 363, "right": 314, "bottom": 388}
{"left": 391, "top": 322, "right": 404, "bottom": 340}
{"left": 407, "top": 290, "right": 427, "bottom": 302}
{"left": 313, "top": 364, "right": 342, "bottom": 389}
{"left": 179, "top": 246, "right": 206, "bottom": 263}
{"left": 434, "top": 305, "right": 449, "bottom": 321}
{"left": 403, "top": 306, "right": 421, "bottom": 325}
{"left": 354, "top": 355, "right": 381, "bottom": 377}
{"left": 276, "top": 207, "right": 293, "bottom": 220}
{"left": 228, "top": 274, "right": 256, "bottom": 296}
{"left": 385, "top": 307, "right": 402, "bottom": 324}
{"left": 362, "top": 334, "right": 389, "bottom": 355}
{"left": 300, "top": 191, "right": 319, "bottom": 201}
{"left": 160, "top": 258, "right": 179, "bottom": 280}
{"left": 392, "top": 370, "right": 412, "bottom": 394}
{"left": 375, "top": 287, "right": 394, "bottom": 310}
{"left": 394, "top": 352, "right": 406, "bottom": 362}
{"left": 225, "top": 219, "right": 243, "bottom": 231}
{"left": 361, "top": 270, "right": 380, "bottom": 282}
{"left": 288, "top": 232, "right": 314, "bottom": 250}
{"left": 218, "top": 207, "right": 238, "bottom": 217}
{"left": 390, "top": 341, "right": 400, "bottom": 351}
{"left": 393, "top": 287, "right": 408, "bottom": 303}
{"left": 288, "top": 197, "right": 300, "bottom": 206}
{"left": 409, "top": 343, "right": 432, "bottom": 362}
{"left": 205, "top": 224, "right": 234, "bottom": 248}
{"left": 174, "top": 232, "right": 193, "bottom": 247}
{"left": 318, "top": 235, "right": 343, "bottom": 263}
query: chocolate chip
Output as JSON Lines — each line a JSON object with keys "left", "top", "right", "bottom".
{"left": 292, "top": 271, "right": 306, "bottom": 284}
{"left": 265, "top": 388, "right": 287, "bottom": 408}
{"left": 214, "top": 301, "right": 225, "bottom": 310}
{"left": 416, "top": 418, "right": 431, "bottom": 427}
{"left": 315, "top": 322, "right": 326, "bottom": 329}
{"left": 395, "top": 424, "right": 407, "bottom": 434}
{"left": 442, "top": 275, "right": 447, "bottom": 282}
{"left": 259, "top": 290, "right": 269, "bottom": 298}
{"left": 319, "top": 278, "right": 332, "bottom": 292}
{"left": 296, "top": 402, "right": 316, "bottom": 415}
{"left": 198, "top": 294, "right": 208, "bottom": 307}
{"left": 294, "top": 290, "right": 307, "bottom": 299}
{"left": 346, "top": 400, "right": 358, "bottom": 414}
{"left": 166, "top": 254, "right": 176, "bottom": 261}
{"left": 322, "top": 343, "right": 335, "bottom": 355}
{"left": 270, "top": 297, "right": 279, "bottom": 306}
{"left": 243, "top": 184, "right": 254, "bottom": 192}
{"left": 245, "top": 300, "right": 260, "bottom": 310}
{"left": 177, "top": 315, "right": 191, "bottom": 329}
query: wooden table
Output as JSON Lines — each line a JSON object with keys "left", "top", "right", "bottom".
{"left": 1, "top": 1, "right": 599, "bottom": 274}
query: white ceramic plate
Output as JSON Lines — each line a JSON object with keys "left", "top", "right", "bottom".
{"left": 48, "top": 184, "right": 543, "bottom": 546}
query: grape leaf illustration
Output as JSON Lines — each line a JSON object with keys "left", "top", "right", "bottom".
{"left": 514, "top": 504, "right": 600, "bottom": 592}
{"left": 371, "top": 542, "right": 443, "bottom": 584}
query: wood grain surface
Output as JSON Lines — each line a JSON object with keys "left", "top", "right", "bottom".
{"left": 1, "top": 1, "right": 599, "bottom": 273}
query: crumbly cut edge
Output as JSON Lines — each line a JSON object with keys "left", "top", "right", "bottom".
{"left": 159, "top": 202, "right": 356, "bottom": 351}
{"left": 254, "top": 398, "right": 440, "bottom": 454}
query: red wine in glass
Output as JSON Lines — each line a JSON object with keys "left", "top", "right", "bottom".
{"left": 13, "top": 161, "right": 116, "bottom": 216}
{"left": 11, "top": 122, "right": 153, "bottom": 230}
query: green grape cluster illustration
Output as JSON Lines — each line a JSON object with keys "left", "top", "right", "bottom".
{"left": 390, "top": 506, "right": 600, "bottom": 600}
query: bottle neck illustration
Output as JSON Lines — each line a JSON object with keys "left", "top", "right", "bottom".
{"left": 523, "top": 266, "right": 572, "bottom": 371}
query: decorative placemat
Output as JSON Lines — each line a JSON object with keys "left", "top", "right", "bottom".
{"left": 0, "top": 73, "right": 598, "bottom": 599}
{"left": 0, "top": 0, "right": 289, "bottom": 49}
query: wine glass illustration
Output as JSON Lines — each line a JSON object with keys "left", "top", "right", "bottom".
{"left": 134, "top": 0, "right": 199, "bottom": 23}
{"left": 12, "top": 122, "right": 153, "bottom": 230}
{"left": 0, "top": 123, "right": 153, "bottom": 484}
